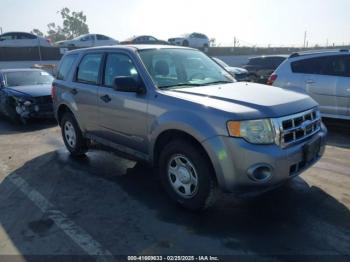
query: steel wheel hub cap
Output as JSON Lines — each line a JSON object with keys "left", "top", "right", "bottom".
{"left": 167, "top": 154, "right": 198, "bottom": 198}
{"left": 64, "top": 121, "right": 76, "bottom": 148}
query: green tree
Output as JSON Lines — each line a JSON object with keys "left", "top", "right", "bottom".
{"left": 30, "top": 29, "right": 44, "bottom": 37}
{"left": 31, "top": 7, "right": 89, "bottom": 42}
{"left": 60, "top": 8, "right": 89, "bottom": 39}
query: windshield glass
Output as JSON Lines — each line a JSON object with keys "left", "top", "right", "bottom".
{"left": 138, "top": 48, "right": 235, "bottom": 89}
{"left": 4, "top": 71, "right": 54, "bottom": 87}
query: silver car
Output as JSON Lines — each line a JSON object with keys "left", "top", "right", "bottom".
{"left": 0, "top": 32, "right": 52, "bottom": 47}
{"left": 270, "top": 49, "right": 350, "bottom": 120}
{"left": 56, "top": 34, "right": 119, "bottom": 48}
{"left": 53, "top": 45, "right": 327, "bottom": 210}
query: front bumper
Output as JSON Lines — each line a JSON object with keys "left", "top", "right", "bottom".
{"left": 202, "top": 123, "right": 327, "bottom": 192}
{"left": 16, "top": 103, "right": 54, "bottom": 119}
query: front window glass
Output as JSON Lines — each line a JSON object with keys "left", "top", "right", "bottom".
{"left": 104, "top": 53, "right": 139, "bottom": 87}
{"left": 138, "top": 48, "right": 234, "bottom": 89}
{"left": 4, "top": 71, "right": 54, "bottom": 87}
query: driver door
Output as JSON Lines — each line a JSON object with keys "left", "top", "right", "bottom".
{"left": 97, "top": 52, "right": 149, "bottom": 154}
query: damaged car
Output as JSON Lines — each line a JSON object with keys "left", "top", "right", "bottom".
{"left": 0, "top": 69, "right": 54, "bottom": 123}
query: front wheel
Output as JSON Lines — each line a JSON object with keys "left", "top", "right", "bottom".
{"left": 159, "top": 140, "right": 218, "bottom": 211}
{"left": 60, "top": 112, "right": 88, "bottom": 156}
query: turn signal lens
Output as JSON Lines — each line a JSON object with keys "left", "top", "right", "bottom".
{"left": 227, "top": 121, "right": 241, "bottom": 137}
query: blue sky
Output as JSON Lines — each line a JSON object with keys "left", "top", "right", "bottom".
{"left": 1, "top": 0, "right": 349, "bottom": 47}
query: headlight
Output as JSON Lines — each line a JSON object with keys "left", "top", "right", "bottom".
{"left": 227, "top": 119, "right": 275, "bottom": 144}
{"left": 23, "top": 101, "right": 32, "bottom": 106}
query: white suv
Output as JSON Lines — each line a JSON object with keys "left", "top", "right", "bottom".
{"left": 168, "top": 33, "right": 209, "bottom": 48}
{"left": 269, "top": 50, "right": 350, "bottom": 120}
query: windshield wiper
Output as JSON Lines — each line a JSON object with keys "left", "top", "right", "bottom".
{"left": 205, "top": 80, "right": 234, "bottom": 85}
{"left": 159, "top": 83, "right": 202, "bottom": 89}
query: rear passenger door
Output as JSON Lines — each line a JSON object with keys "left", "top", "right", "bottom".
{"left": 71, "top": 53, "right": 103, "bottom": 132}
{"left": 331, "top": 55, "right": 350, "bottom": 117}
{"left": 292, "top": 56, "right": 338, "bottom": 116}
{"left": 97, "top": 52, "right": 149, "bottom": 155}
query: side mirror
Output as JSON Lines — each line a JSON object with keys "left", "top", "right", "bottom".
{"left": 113, "top": 76, "right": 145, "bottom": 94}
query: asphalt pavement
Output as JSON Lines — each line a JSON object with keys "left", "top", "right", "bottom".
{"left": 0, "top": 117, "right": 349, "bottom": 261}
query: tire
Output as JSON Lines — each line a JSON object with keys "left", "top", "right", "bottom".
{"left": 5, "top": 102, "right": 22, "bottom": 124}
{"left": 183, "top": 40, "right": 189, "bottom": 47}
{"left": 60, "top": 112, "right": 88, "bottom": 156}
{"left": 158, "top": 140, "right": 218, "bottom": 211}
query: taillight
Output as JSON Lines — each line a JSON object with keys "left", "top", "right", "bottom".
{"left": 267, "top": 74, "right": 277, "bottom": 85}
{"left": 51, "top": 84, "right": 56, "bottom": 100}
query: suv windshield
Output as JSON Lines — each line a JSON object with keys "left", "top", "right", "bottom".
{"left": 138, "top": 48, "right": 234, "bottom": 89}
{"left": 4, "top": 71, "right": 54, "bottom": 87}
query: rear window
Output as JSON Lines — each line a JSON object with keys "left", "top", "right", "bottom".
{"left": 248, "top": 57, "right": 285, "bottom": 68}
{"left": 57, "top": 54, "right": 78, "bottom": 80}
{"left": 4, "top": 71, "right": 53, "bottom": 87}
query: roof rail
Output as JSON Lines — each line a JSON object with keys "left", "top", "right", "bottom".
{"left": 289, "top": 53, "right": 299, "bottom": 58}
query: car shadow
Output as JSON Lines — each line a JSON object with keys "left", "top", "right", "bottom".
{"left": 1, "top": 149, "right": 349, "bottom": 256}
{"left": 323, "top": 118, "right": 350, "bottom": 149}
{"left": 0, "top": 115, "right": 57, "bottom": 134}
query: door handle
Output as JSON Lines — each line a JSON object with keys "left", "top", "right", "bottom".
{"left": 100, "top": 94, "right": 111, "bottom": 103}
{"left": 70, "top": 88, "right": 78, "bottom": 95}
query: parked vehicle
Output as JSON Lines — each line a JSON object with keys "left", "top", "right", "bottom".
{"left": 212, "top": 57, "right": 249, "bottom": 81}
{"left": 53, "top": 45, "right": 327, "bottom": 210}
{"left": 120, "top": 35, "right": 169, "bottom": 45}
{"left": 0, "top": 69, "right": 54, "bottom": 123}
{"left": 168, "top": 33, "right": 209, "bottom": 48}
{"left": 269, "top": 49, "right": 350, "bottom": 120}
{"left": 56, "top": 34, "right": 118, "bottom": 47}
{"left": 0, "top": 32, "right": 52, "bottom": 47}
{"left": 243, "top": 55, "right": 288, "bottom": 83}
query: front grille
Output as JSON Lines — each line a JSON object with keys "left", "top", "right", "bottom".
{"left": 35, "top": 95, "right": 52, "bottom": 104}
{"left": 273, "top": 108, "right": 321, "bottom": 148}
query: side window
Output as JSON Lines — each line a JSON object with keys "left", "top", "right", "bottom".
{"left": 322, "top": 55, "right": 350, "bottom": 77}
{"left": 77, "top": 53, "right": 103, "bottom": 84}
{"left": 57, "top": 54, "right": 78, "bottom": 80}
{"left": 291, "top": 57, "right": 325, "bottom": 74}
{"left": 103, "top": 53, "right": 139, "bottom": 87}
{"left": 0, "top": 33, "right": 13, "bottom": 40}
{"left": 343, "top": 56, "right": 350, "bottom": 77}
{"left": 271, "top": 57, "right": 285, "bottom": 68}
{"left": 291, "top": 55, "right": 350, "bottom": 76}
{"left": 96, "top": 34, "right": 109, "bottom": 40}
{"left": 80, "top": 35, "right": 92, "bottom": 41}
{"left": 21, "top": 33, "right": 36, "bottom": 39}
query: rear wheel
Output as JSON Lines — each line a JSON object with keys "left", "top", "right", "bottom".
{"left": 60, "top": 112, "right": 88, "bottom": 156}
{"left": 159, "top": 140, "right": 218, "bottom": 211}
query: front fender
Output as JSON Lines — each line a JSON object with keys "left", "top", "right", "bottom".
{"left": 148, "top": 110, "right": 217, "bottom": 161}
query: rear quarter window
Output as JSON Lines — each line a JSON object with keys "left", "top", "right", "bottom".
{"left": 57, "top": 54, "right": 78, "bottom": 80}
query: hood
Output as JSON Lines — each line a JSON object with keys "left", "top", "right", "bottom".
{"left": 6, "top": 84, "right": 52, "bottom": 98}
{"left": 165, "top": 82, "right": 317, "bottom": 119}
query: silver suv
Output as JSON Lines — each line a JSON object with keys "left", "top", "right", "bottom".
{"left": 53, "top": 45, "right": 327, "bottom": 210}
{"left": 269, "top": 49, "right": 350, "bottom": 120}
